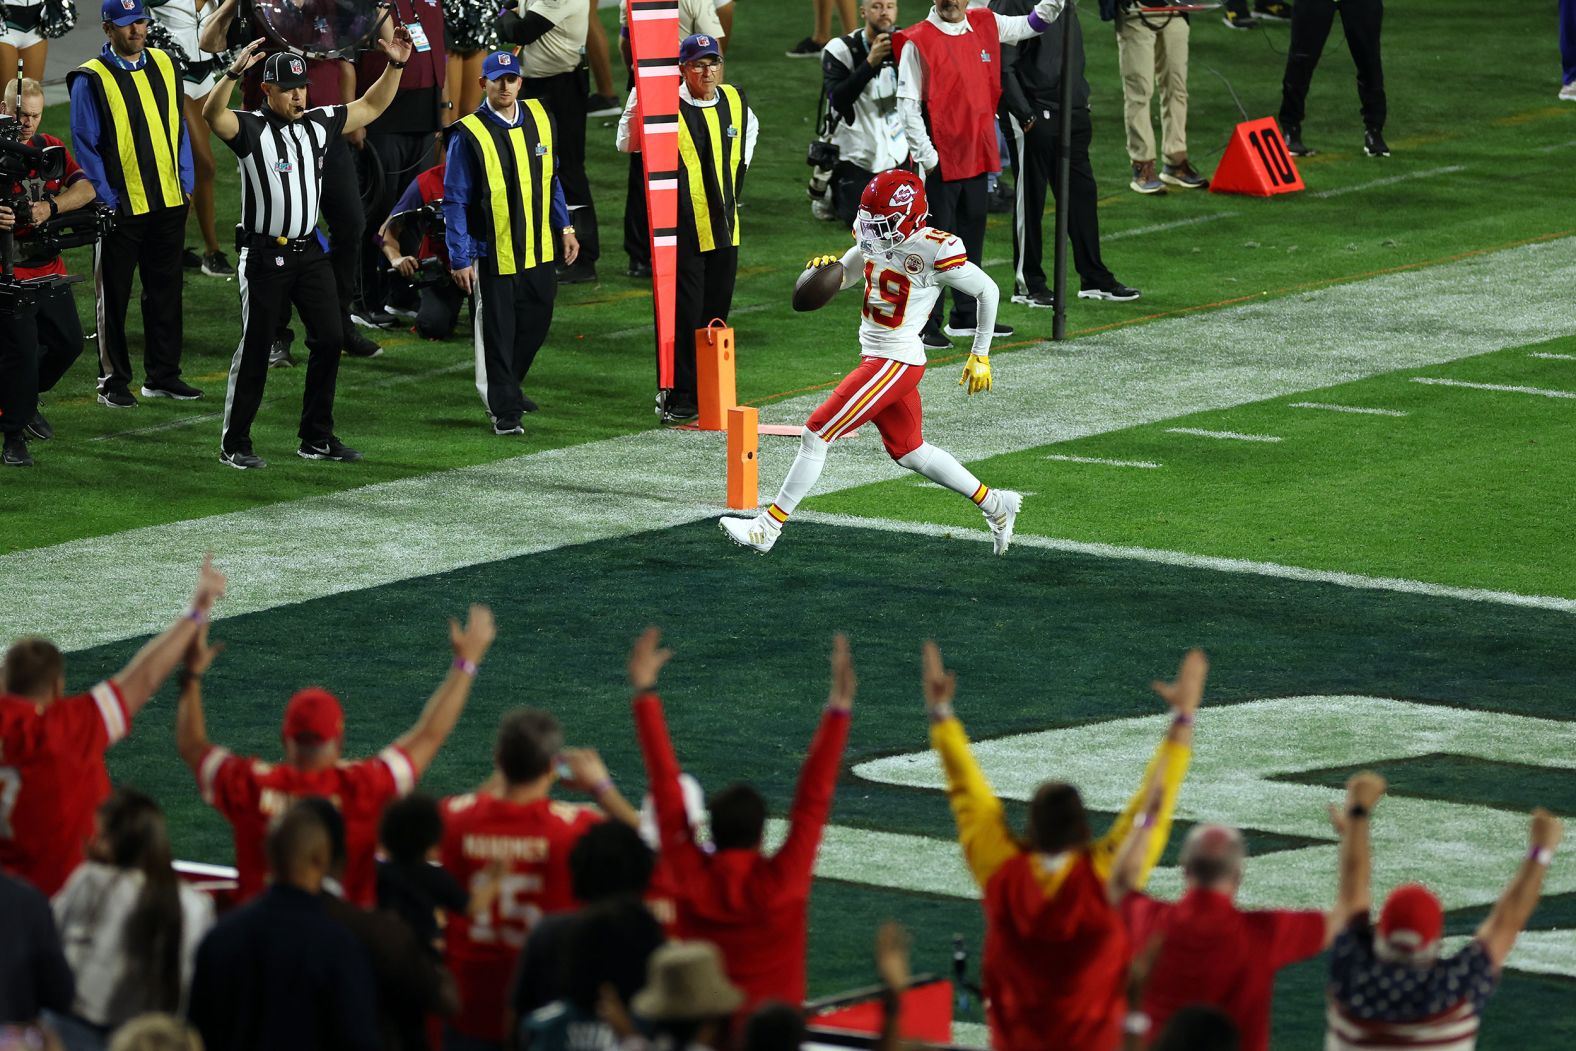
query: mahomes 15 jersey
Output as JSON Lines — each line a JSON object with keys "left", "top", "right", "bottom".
{"left": 836, "top": 226, "right": 970, "bottom": 367}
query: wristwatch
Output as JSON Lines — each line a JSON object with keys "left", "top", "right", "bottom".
{"left": 562, "top": 225, "right": 576, "bottom": 236}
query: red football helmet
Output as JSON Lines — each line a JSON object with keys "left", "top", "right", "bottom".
{"left": 856, "top": 169, "right": 928, "bottom": 253}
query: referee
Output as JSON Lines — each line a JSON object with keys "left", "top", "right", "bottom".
{"left": 202, "top": 32, "right": 414, "bottom": 470}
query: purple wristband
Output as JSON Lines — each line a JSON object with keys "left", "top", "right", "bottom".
{"left": 186, "top": 607, "right": 208, "bottom": 625}
{"left": 1172, "top": 712, "right": 1194, "bottom": 727}
{"left": 453, "top": 656, "right": 478, "bottom": 676}
{"left": 590, "top": 778, "right": 613, "bottom": 797}
{"left": 1026, "top": 9, "right": 1049, "bottom": 33}
{"left": 1530, "top": 846, "right": 1554, "bottom": 866}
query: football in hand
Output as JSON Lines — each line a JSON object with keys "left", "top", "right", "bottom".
{"left": 792, "top": 259, "right": 844, "bottom": 312}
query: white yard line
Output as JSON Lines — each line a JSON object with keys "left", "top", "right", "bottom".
{"left": 1309, "top": 165, "right": 1467, "bottom": 200}
{"left": 1529, "top": 352, "right": 1576, "bottom": 361}
{"left": 1044, "top": 454, "right": 1162, "bottom": 469}
{"left": 1411, "top": 377, "right": 1576, "bottom": 399}
{"left": 1289, "top": 402, "right": 1409, "bottom": 417}
{"left": 1166, "top": 427, "right": 1283, "bottom": 442}
{"left": 791, "top": 512, "right": 1576, "bottom": 614}
{"left": 12, "top": 235, "right": 1576, "bottom": 651}
{"left": 1103, "top": 211, "right": 1239, "bottom": 242}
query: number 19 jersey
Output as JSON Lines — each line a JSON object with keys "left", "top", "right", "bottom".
{"left": 838, "top": 226, "right": 969, "bottom": 366}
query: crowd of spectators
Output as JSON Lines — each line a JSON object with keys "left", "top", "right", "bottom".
{"left": 0, "top": 561, "right": 1566, "bottom": 1051}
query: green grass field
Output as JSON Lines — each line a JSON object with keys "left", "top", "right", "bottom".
{"left": 6, "top": 0, "right": 1576, "bottom": 1046}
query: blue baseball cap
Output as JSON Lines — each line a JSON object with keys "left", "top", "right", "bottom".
{"left": 678, "top": 34, "right": 722, "bottom": 64}
{"left": 101, "top": 0, "right": 149, "bottom": 26}
{"left": 482, "top": 51, "right": 521, "bottom": 80}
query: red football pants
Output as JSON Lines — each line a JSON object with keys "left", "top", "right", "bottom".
{"left": 806, "top": 356, "right": 925, "bottom": 459}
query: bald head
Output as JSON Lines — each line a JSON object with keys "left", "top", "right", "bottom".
{"left": 266, "top": 800, "right": 333, "bottom": 891}
{"left": 1180, "top": 824, "right": 1245, "bottom": 892}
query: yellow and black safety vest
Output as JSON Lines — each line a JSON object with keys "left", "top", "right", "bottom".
{"left": 456, "top": 101, "right": 557, "bottom": 276}
{"left": 66, "top": 48, "right": 184, "bottom": 216}
{"left": 677, "top": 84, "right": 748, "bottom": 253}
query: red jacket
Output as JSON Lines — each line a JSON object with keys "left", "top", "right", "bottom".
{"left": 894, "top": 10, "right": 1003, "bottom": 181}
{"left": 633, "top": 692, "right": 850, "bottom": 1008}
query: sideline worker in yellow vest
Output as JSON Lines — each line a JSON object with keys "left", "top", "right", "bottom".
{"left": 664, "top": 33, "right": 755, "bottom": 424}
{"left": 67, "top": 0, "right": 199, "bottom": 408}
{"left": 444, "top": 50, "right": 580, "bottom": 437}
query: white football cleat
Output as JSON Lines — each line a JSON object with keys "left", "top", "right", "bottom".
{"left": 984, "top": 490, "right": 1023, "bottom": 555}
{"left": 720, "top": 513, "right": 781, "bottom": 553}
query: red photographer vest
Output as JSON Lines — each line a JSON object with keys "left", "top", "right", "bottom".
{"left": 894, "top": 10, "right": 1002, "bottom": 181}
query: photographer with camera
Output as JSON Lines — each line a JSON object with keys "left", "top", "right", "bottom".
{"left": 818, "top": 0, "right": 906, "bottom": 226}
{"left": 379, "top": 160, "right": 464, "bottom": 340}
{"left": 0, "top": 77, "right": 97, "bottom": 468}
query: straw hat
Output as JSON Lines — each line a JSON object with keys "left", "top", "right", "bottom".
{"left": 631, "top": 941, "right": 745, "bottom": 1021}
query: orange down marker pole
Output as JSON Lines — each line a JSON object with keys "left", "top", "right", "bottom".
{"left": 726, "top": 406, "right": 759, "bottom": 510}
{"left": 696, "top": 319, "right": 736, "bottom": 432}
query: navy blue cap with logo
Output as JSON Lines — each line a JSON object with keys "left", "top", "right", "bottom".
{"left": 101, "top": 0, "right": 148, "bottom": 26}
{"left": 482, "top": 51, "right": 521, "bottom": 80}
{"left": 678, "top": 34, "right": 721, "bottom": 64}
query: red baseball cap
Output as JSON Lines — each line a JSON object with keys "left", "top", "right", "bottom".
{"left": 1378, "top": 883, "right": 1444, "bottom": 959}
{"left": 282, "top": 687, "right": 344, "bottom": 743}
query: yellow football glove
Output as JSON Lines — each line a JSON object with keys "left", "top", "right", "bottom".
{"left": 959, "top": 353, "right": 992, "bottom": 396}
{"left": 805, "top": 254, "right": 839, "bottom": 269}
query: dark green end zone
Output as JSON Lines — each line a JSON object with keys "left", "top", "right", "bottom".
{"left": 62, "top": 520, "right": 1575, "bottom": 1047}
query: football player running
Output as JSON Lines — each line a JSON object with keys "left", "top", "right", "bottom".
{"left": 721, "top": 169, "right": 1022, "bottom": 555}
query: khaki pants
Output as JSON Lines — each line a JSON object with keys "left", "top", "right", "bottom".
{"left": 1116, "top": 9, "right": 1190, "bottom": 165}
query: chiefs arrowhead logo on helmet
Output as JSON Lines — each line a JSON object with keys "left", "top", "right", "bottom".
{"left": 856, "top": 170, "right": 928, "bottom": 254}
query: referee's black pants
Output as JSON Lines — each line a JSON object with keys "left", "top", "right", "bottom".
{"left": 1004, "top": 107, "right": 1116, "bottom": 297}
{"left": 0, "top": 282, "right": 84, "bottom": 436}
{"left": 521, "top": 69, "right": 601, "bottom": 269}
{"left": 223, "top": 240, "right": 342, "bottom": 454}
{"left": 923, "top": 170, "right": 987, "bottom": 330}
{"left": 1279, "top": 0, "right": 1386, "bottom": 132}
{"left": 670, "top": 242, "right": 737, "bottom": 417}
{"left": 473, "top": 264, "right": 555, "bottom": 426}
{"left": 93, "top": 203, "right": 187, "bottom": 396}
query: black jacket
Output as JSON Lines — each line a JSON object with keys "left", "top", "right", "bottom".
{"left": 994, "top": 0, "right": 1091, "bottom": 121}
{"left": 0, "top": 872, "right": 74, "bottom": 1025}
{"left": 823, "top": 28, "right": 883, "bottom": 126}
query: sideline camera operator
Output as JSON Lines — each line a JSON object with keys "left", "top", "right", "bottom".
{"left": 0, "top": 77, "right": 98, "bottom": 468}
{"left": 819, "top": 0, "right": 906, "bottom": 226}
{"left": 379, "top": 158, "right": 464, "bottom": 340}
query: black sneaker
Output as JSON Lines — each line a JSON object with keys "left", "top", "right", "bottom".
{"left": 1284, "top": 125, "right": 1315, "bottom": 156}
{"left": 181, "top": 247, "right": 204, "bottom": 270}
{"left": 662, "top": 403, "right": 699, "bottom": 424}
{"left": 22, "top": 410, "right": 52, "bottom": 441}
{"left": 521, "top": 395, "right": 539, "bottom": 414}
{"left": 298, "top": 436, "right": 364, "bottom": 462}
{"left": 1222, "top": 0, "right": 1257, "bottom": 28}
{"left": 785, "top": 36, "right": 823, "bottom": 58}
{"left": 920, "top": 322, "right": 953, "bottom": 350}
{"left": 1011, "top": 290, "right": 1056, "bottom": 309}
{"left": 626, "top": 260, "right": 652, "bottom": 278}
{"left": 344, "top": 331, "right": 384, "bottom": 358}
{"left": 1253, "top": 0, "right": 1292, "bottom": 20}
{"left": 97, "top": 388, "right": 137, "bottom": 408}
{"left": 269, "top": 339, "right": 295, "bottom": 368}
{"left": 219, "top": 448, "right": 267, "bottom": 470}
{"left": 587, "top": 93, "right": 621, "bottom": 117}
{"left": 556, "top": 263, "right": 598, "bottom": 285}
{"left": 200, "top": 250, "right": 235, "bottom": 278}
{"left": 350, "top": 304, "right": 399, "bottom": 329}
{"left": 945, "top": 321, "right": 1016, "bottom": 338}
{"left": 141, "top": 380, "right": 204, "bottom": 400}
{"left": 3, "top": 434, "right": 32, "bottom": 466}
{"left": 1363, "top": 127, "right": 1390, "bottom": 157}
{"left": 494, "top": 419, "right": 524, "bottom": 435}
{"left": 987, "top": 180, "right": 1015, "bottom": 214}
{"left": 1078, "top": 283, "right": 1142, "bottom": 302}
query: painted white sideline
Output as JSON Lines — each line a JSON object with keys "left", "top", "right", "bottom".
{"left": 1529, "top": 352, "right": 1576, "bottom": 361}
{"left": 1166, "top": 427, "right": 1283, "bottom": 443}
{"left": 1289, "top": 402, "right": 1409, "bottom": 417}
{"left": 1044, "top": 454, "right": 1162, "bottom": 469}
{"left": 11, "top": 236, "right": 1576, "bottom": 651}
{"left": 790, "top": 512, "right": 1576, "bottom": 614}
{"left": 1411, "top": 377, "right": 1576, "bottom": 399}
{"left": 1309, "top": 165, "right": 1467, "bottom": 200}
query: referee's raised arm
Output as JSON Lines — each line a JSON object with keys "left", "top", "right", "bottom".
{"left": 204, "top": 38, "right": 268, "bottom": 141}
{"left": 344, "top": 26, "right": 415, "bottom": 133}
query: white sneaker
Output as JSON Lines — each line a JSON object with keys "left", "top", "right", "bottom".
{"left": 1561, "top": 81, "right": 1576, "bottom": 102}
{"left": 720, "top": 513, "right": 781, "bottom": 553}
{"left": 984, "top": 490, "right": 1023, "bottom": 555}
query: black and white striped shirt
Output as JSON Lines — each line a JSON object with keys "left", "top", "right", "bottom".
{"left": 222, "top": 104, "right": 347, "bottom": 239}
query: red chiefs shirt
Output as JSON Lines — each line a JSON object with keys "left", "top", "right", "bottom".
{"left": 439, "top": 791, "right": 600, "bottom": 1041}
{"left": 0, "top": 682, "right": 129, "bottom": 895}
{"left": 13, "top": 132, "right": 86, "bottom": 280}
{"left": 981, "top": 852, "right": 1128, "bottom": 1051}
{"left": 197, "top": 744, "right": 417, "bottom": 906}
{"left": 633, "top": 692, "right": 850, "bottom": 1010}
{"left": 893, "top": 11, "right": 1004, "bottom": 180}
{"left": 1123, "top": 888, "right": 1326, "bottom": 1051}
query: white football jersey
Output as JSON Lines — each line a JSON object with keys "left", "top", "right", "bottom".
{"left": 836, "top": 226, "right": 994, "bottom": 365}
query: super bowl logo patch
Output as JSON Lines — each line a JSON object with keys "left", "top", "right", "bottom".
{"left": 725, "top": 125, "right": 737, "bottom": 138}
{"left": 535, "top": 143, "right": 547, "bottom": 156}
{"left": 274, "top": 159, "right": 294, "bottom": 173}
{"left": 980, "top": 49, "right": 992, "bottom": 63}
{"left": 904, "top": 253, "right": 924, "bottom": 275}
